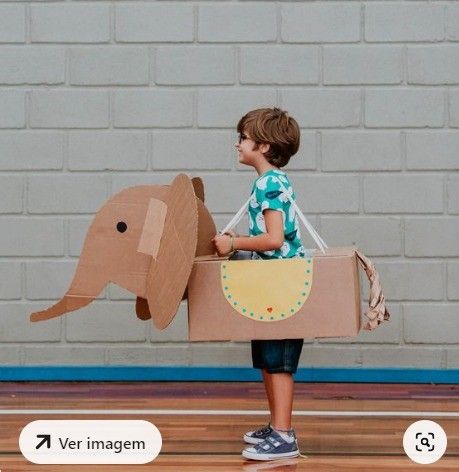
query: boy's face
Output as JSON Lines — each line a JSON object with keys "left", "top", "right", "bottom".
{"left": 234, "top": 131, "right": 269, "bottom": 167}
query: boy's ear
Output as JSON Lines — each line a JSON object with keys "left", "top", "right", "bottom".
{"left": 259, "top": 142, "right": 270, "bottom": 154}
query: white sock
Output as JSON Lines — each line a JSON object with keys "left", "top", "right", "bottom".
{"left": 273, "top": 428, "right": 295, "bottom": 443}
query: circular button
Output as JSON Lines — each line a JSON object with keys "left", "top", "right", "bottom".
{"left": 403, "top": 420, "right": 447, "bottom": 465}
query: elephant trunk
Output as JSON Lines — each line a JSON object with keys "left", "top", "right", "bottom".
{"left": 30, "top": 264, "right": 107, "bottom": 322}
{"left": 30, "top": 295, "right": 97, "bottom": 322}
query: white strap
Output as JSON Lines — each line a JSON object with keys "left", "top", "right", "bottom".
{"left": 221, "top": 177, "right": 328, "bottom": 254}
{"left": 220, "top": 196, "right": 251, "bottom": 235}
{"left": 276, "top": 180, "right": 328, "bottom": 253}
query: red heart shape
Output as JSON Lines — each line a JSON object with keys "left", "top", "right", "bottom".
{"left": 267, "top": 307, "right": 273, "bottom": 313}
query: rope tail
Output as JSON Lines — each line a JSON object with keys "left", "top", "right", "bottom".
{"left": 356, "top": 251, "right": 390, "bottom": 331}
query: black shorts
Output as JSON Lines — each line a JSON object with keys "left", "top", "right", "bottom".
{"left": 251, "top": 339, "right": 304, "bottom": 374}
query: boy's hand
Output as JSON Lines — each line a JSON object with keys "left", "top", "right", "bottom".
{"left": 212, "top": 234, "right": 233, "bottom": 256}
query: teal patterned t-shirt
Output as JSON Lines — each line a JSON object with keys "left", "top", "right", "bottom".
{"left": 248, "top": 169, "right": 306, "bottom": 260}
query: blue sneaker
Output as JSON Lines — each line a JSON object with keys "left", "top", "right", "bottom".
{"left": 243, "top": 423, "right": 273, "bottom": 445}
{"left": 242, "top": 429, "right": 299, "bottom": 461}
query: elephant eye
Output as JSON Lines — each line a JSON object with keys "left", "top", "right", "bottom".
{"left": 116, "top": 222, "right": 127, "bottom": 233}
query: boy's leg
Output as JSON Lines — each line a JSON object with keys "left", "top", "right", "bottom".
{"left": 266, "top": 372, "right": 294, "bottom": 431}
{"left": 262, "top": 338, "right": 303, "bottom": 431}
{"left": 243, "top": 346, "right": 275, "bottom": 445}
{"left": 243, "top": 371, "right": 299, "bottom": 461}
{"left": 262, "top": 368, "right": 274, "bottom": 420}
{"left": 252, "top": 342, "right": 274, "bottom": 419}
{"left": 243, "top": 340, "right": 302, "bottom": 459}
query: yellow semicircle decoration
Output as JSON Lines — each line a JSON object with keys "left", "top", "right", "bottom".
{"left": 220, "top": 258, "right": 313, "bottom": 322}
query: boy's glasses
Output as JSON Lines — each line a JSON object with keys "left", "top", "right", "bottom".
{"left": 238, "top": 133, "right": 249, "bottom": 144}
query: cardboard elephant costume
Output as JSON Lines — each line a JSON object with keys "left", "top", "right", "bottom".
{"left": 31, "top": 174, "right": 389, "bottom": 341}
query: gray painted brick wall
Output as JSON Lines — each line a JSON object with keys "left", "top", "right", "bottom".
{"left": 281, "top": 3, "right": 361, "bottom": 43}
{"left": 69, "top": 47, "right": 150, "bottom": 86}
{"left": 30, "top": 4, "right": 110, "bottom": 44}
{"left": 0, "top": 47, "right": 65, "bottom": 85}
{"left": 30, "top": 90, "right": 110, "bottom": 128}
{"left": 0, "top": 91, "right": 25, "bottom": 128}
{"left": 156, "top": 46, "right": 235, "bottom": 85}
{"left": 0, "top": 4, "right": 26, "bottom": 43}
{"left": 0, "top": 1, "right": 458, "bottom": 370}
{"left": 450, "top": 89, "right": 459, "bottom": 126}
{"left": 114, "top": 90, "right": 194, "bottom": 128}
{"left": 116, "top": 4, "right": 194, "bottom": 43}
{"left": 0, "top": 133, "right": 63, "bottom": 170}
{"left": 365, "top": 3, "right": 444, "bottom": 42}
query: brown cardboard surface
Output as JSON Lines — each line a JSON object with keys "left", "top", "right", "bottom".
{"left": 135, "top": 184, "right": 216, "bottom": 320}
{"left": 30, "top": 174, "right": 216, "bottom": 326}
{"left": 29, "top": 171, "right": 388, "bottom": 340}
{"left": 195, "top": 197, "right": 216, "bottom": 258}
{"left": 311, "top": 246, "right": 358, "bottom": 257}
{"left": 146, "top": 174, "right": 198, "bottom": 330}
{"left": 191, "top": 176, "right": 205, "bottom": 203}
{"left": 137, "top": 198, "right": 167, "bottom": 258}
{"left": 187, "top": 248, "right": 361, "bottom": 341}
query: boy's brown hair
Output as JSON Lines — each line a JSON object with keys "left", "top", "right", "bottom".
{"left": 237, "top": 107, "right": 300, "bottom": 167}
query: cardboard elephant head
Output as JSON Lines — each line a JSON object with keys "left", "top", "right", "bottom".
{"left": 30, "top": 174, "right": 216, "bottom": 330}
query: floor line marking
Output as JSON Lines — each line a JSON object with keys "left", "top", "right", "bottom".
{"left": 0, "top": 409, "right": 459, "bottom": 417}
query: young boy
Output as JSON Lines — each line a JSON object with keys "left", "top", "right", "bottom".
{"left": 212, "top": 107, "right": 305, "bottom": 461}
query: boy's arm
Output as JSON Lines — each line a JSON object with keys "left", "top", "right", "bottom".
{"left": 212, "top": 210, "right": 284, "bottom": 256}
{"left": 233, "top": 209, "right": 284, "bottom": 252}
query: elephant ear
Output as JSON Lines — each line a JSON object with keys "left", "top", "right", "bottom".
{"left": 146, "top": 174, "right": 198, "bottom": 330}
{"left": 191, "top": 177, "right": 205, "bottom": 202}
{"left": 136, "top": 297, "right": 151, "bottom": 320}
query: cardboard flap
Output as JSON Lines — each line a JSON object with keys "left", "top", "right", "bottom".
{"left": 137, "top": 198, "right": 167, "bottom": 258}
{"left": 145, "top": 174, "right": 198, "bottom": 330}
{"left": 194, "top": 254, "right": 229, "bottom": 262}
{"left": 311, "top": 246, "right": 357, "bottom": 257}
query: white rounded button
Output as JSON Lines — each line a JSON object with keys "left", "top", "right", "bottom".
{"left": 403, "top": 419, "right": 447, "bottom": 465}
{"left": 19, "top": 420, "right": 162, "bottom": 464}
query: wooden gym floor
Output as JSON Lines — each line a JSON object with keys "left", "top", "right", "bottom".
{"left": 0, "top": 381, "right": 458, "bottom": 471}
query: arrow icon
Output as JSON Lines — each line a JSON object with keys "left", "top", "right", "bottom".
{"left": 35, "top": 434, "right": 51, "bottom": 450}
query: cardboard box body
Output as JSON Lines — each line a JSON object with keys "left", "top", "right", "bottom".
{"left": 187, "top": 247, "right": 361, "bottom": 341}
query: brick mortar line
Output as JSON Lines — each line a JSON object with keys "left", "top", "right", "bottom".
{"left": 3, "top": 84, "right": 458, "bottom": 88}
